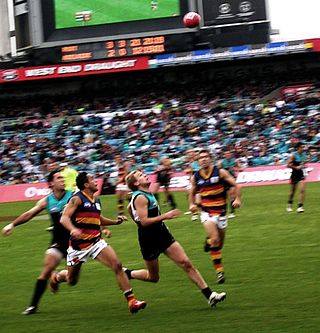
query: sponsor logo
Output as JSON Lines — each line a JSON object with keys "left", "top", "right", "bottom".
{"left": 219, "top": 3, "right": 231, "bottom": 14}
{"left": 239, "top": 1, "right": 252, "bottom": 13}
{"left": 2, "top": 70, "right": 19, "bottom": 81}
{"left": 24, "top": 187, "right": 51, "bottom": 198}
{"left": 84, "top": 202, "right": 91, "bottom": 208}
{"left": 210, "top": 176, "right": 219, "bottom": 183}
{"left": 236, "top": 167, "right": 314, "bottom": 183}
{"left": 95, "top": 202, "right": 101, "bottom": 210}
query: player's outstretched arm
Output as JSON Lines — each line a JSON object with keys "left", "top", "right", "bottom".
{"left": 100, "top": 215, "right": 127, "bottom": 226}
{"left": 1, "top": 198, "right": 47, "bottom": 236}
{"left": 188, "top": 176, "right": 198, "bottom": 213}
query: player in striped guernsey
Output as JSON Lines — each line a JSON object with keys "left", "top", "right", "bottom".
{"left": 50, "top": 172, "right": 146, "bottom": 314}
{"left": 189, "top": 149, "right": 241, "bottom": 284}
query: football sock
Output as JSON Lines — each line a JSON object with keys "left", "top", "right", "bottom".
{"left": 298, "top": 203, "right": 303, "bottom": 207}
{"left": 124, "top": 289, "right": 135, "bottom": 302}
{"left": 201, "top": 287, "right": 213, "bottom": 300}
{"left": 30, "top": 278, "right": 48, "bottom": 307}
{"left": 210, "top": 247, "right": 224, "bottom": 273}
{"left": 118, "top": 199, "right": 124, "bottom": 214}
{"left": 124, "top": 268, "right": 133, "bottom": 280}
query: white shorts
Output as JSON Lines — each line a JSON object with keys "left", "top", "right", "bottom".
{"left": 116, "top": 183, "right": 130, "bottom": 192}
{"left": 200, "top": 212, "right": 228, "bottom": 229}
{"left": 66, "top": 239, "right": 108, "bottom": 266}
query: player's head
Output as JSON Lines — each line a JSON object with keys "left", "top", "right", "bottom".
{"left": 76, "top": 172, "right": 98, "bottom": 192}
{"left": 198, "top": 149, "right": 212, "bottom": 168}
{"left": 126, "top": 170, "right": 150, "bottom": 191}
{"left": 223, "top": 150, "right": 232, "bottom": 159}
{"left": 295, "top": 142, "right": 303, "bottom": 152}
{"left": 186, "top": 148, "right": 195, "bottom": 160}
{"left": 47, "top": 168, "right": 65, "bottom": 190}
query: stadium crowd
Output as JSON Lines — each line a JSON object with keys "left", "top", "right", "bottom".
{"left": 0, "top": 65, "right": 319, "bottom": 185}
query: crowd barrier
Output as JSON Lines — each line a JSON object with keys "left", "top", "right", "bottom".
{"left": 0, "top": 164, "right": 319, "bottom": 203}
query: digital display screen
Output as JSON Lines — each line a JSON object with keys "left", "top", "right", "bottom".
{"left": 54, "top": 0, "right": 180, "bottom": 29}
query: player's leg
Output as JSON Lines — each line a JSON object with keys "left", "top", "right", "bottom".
{"left": 297, "top": 181, "right": 305, "bottom": 212}
{"left": 228, "top": 187, "right": 236, "bottom": 218}
{"left": 203, "top": 220, "right": 225, "bottom": 283}
{"left": 166, "top": 187, "right": 177, "bottom": 209}
{"left": 125, "top": 259, "right": 160, "bottom": 283}
{"left": 22, "top": 249, "right": 61, "bottom": 315}
{"left": 117, "top": 191, "right": 125, "bottom": 216}
{"left": 95, "top": 245, "right": 146, "bottom": 313}
{"left": 287, "top": 182, "right": 297, "bottom": 212}
{"left": 164, "top": 241, "right": 226, "bottom": 306}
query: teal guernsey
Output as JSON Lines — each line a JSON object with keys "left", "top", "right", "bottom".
{"left": 130, "top": 190, "right": 175, "bottom": 260}
{"left": 47, "top": 190, "right": 73, "bottom": 255}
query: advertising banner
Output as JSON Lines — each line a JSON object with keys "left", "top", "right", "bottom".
{"left": 0, "top": 178, "right": 103, "bottom": 203}
{"left": 0, "top": 165, "right": 318, "bottom": 203}
{"left": 202, "top": 0, "right": 267, "bottom": 26}
{"left": 0, "top": 57, "right": 149, "bottom": 83}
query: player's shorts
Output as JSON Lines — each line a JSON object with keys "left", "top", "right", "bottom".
{"left": 157, "top": 172, "right": 170, "bottom": 187}
{"left": 290, "top": 170, "right": 305, "bottom": 184}
{"left": 200, "top": 212, "right": 228, "bottom": 229}
{"left": 138, "top": 224, "right": 175, "bottom": 261}
{"left": 66, "top": 239, "right": 108, "bottom": 266}
{"left": 46, "top": 237, "right": 69, "bottom": 259}
{"left": 116, "top": 183, "right": 130, "bottom": 192}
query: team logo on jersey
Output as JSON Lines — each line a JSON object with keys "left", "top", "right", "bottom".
{"left": 84, "top": 202, "right": 91, "bottom": 208}
{"left": 210, "top": 176, "right": 219, "bottom": 183}
{"left": 197, "top": 179, "right": 205, "bottom": 185}
{"left": 50, "top": 207, "right": 58, "bottom": 212}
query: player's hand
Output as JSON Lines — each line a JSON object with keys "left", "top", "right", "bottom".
{"left": 164, "top": 209, "right": 181, "bottom": 220}
{"left": 232, "top": 198, "right": 241, "bottom": 208}
{"left": 116, "top": 215, "right": 127, "bottom": 224}
{"left": 70, "top": 228, "right": 82, "bottom": 239}
{"left": 2, "top": 223, "right": 14, "bottom": 236}
{"left": 101, "top": 228, "right": 112, "bottom": 238}
{"left": 189, "top": 204, "right": 198, "bottom": 213}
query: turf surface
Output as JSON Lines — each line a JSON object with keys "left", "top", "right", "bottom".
{"left": 0, "top": 183, "right": 319, "bottom": 332}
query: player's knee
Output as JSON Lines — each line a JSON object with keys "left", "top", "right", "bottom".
{"left": 111, "top": 261, "right": 123, "bottom": 274}
{"left": 210, "top": 237, "right": 220, "bottom": 247}
{"left": 180, "top": 258, "right": 194, "bottom": 272}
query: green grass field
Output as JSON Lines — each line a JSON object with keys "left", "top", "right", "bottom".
{"left": 0, "top": 183, "right": 319, "bottom": 333}
{"left": 54, "top": 0, "right": 180, "bottom": 29}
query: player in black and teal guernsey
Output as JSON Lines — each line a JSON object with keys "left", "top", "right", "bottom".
{"left": 124, "top": 170, "right": 226, "bottom": 308}
{"left": 220, "top": 150, "right": 242, "bottom": 219}
{"left": 287, "top": 142, "right": 308, "bottom": 213}
{"left": 1, "top": 169, "right": 73, "bottom": 315}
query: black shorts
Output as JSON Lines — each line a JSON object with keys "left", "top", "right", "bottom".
{"left": 138, "top": 223, "right": 175, "bottom": 261}
{"left": 290, "top": 170, "right": 304, "bottom": 184}
{"left": 156, "top": 172, "right": 170, "bottom": 187}
{"left": 48, "top": 236, "right": 69, "bottom": 258}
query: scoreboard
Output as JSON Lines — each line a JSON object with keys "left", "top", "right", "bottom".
{"left": 60, "top": 36, "right": 167, "bottom": 62}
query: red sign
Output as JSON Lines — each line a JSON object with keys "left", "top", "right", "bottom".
{"left": 0, "top": 179, "right": 103, "bottom": 203}
{"left": 0, "top": 57, "right": 149, "bottom": 83}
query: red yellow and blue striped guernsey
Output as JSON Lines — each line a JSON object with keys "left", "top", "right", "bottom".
{"left": 70, "top": 191, "right": 102, "bottom": 250}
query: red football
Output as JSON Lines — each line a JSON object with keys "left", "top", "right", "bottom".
{"left": 183, "top": 12, "right": 201, "bottom": 28}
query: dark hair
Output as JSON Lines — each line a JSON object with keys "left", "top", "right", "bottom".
{"left": 198, "top": 148, "right": 212, "bottom": 157}
{"left": 47, "top": 168, "right": 62, "bottom": 183}
{"left": 295, "top": 142, "right": 302, "bottom": 149}
{"left": 76, "top": 172, "right": 89, "bottom": 190}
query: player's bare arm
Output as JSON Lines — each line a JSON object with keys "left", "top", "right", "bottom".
{"left": 188, "top": 176, "right": 198, "bottom": 213}
{"left": 287, "top": 155, "right": 301, "bottom": 170}
{"left": 60, "top": 196, "right": 82, "bottom": 238}
{"left": 219, "top": 168, "right": 241, "bottom": 208}
{"left": 100, "top": 215, "right": 127, "bottom": 226}
{"left": 135, "top": 195, "right": 180, "bottom": 226}
{"left": 1, "top": 198, "right": 47, "bottom": 236}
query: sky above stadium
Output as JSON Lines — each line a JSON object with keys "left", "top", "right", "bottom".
{"left": 268, "top": 0, "right": 320, "bottom": 41}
